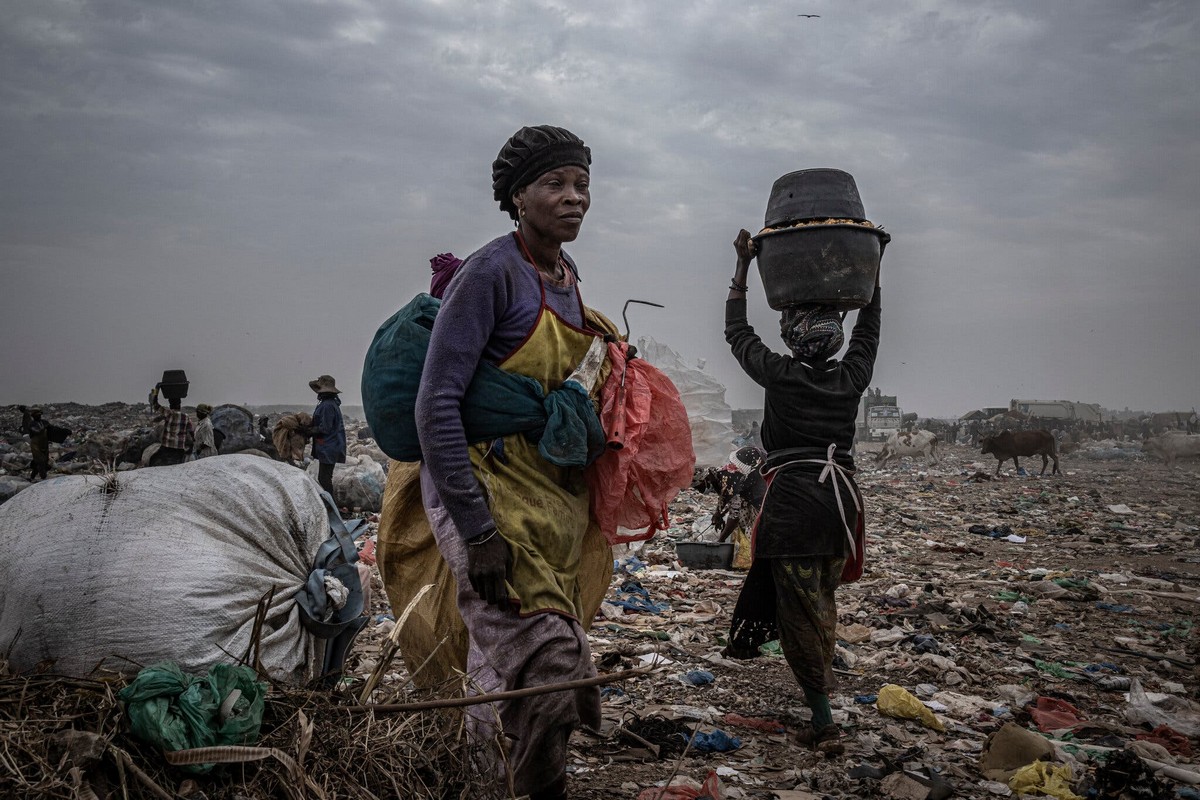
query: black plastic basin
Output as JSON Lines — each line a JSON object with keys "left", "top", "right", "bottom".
{"left": 764, "top": 168, "right": 866, "bottom": 228}
{"left": 159, "top": 369, "right": 189, "bottom": 400}
{"left": 753, "top": 224, "right": 885, "bottom": 311}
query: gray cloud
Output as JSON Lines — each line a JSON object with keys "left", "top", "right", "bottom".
{"left": 2, "top": 0, "right": 1197, "bottom": 417}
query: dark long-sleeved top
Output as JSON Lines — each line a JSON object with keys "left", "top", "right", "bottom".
{"left": 415, "top": 232, "right": 584, "bottom": 540}
{"left": 21, "top": 411, "right": 49, "bottom": 460}
{"left": 311, "top": 394, "right": 346, "bottom": 464}
{"left": 725, "top": 286, "right": 881, "bottom": 556}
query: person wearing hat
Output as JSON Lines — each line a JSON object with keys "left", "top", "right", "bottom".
{"left": 149, "top": 385, "right": 195, "bottom": 467}
{"left": 192, "top": 403, "right": 218, "bottom": 459}
{"left": 308, "top": 375, "right": 346, "bottom": 496}
{"left": 18, "top": 405, "right": 51, "bottom": 481}
{"left": 721, "top": 226, "right": 886, "bottom": 755}
{"left": 398, "top": 124, "right": 617, "bottom": 800}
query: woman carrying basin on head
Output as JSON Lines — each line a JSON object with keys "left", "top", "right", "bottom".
{"left": 722, "top": 187, "right": 888, "bottom": 753}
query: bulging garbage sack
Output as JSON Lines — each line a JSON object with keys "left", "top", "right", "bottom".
{"left": 0, "top": 475, "right": 30, "bottom": 504}
{"left": 307, "top": 454, "right": 386, "bottom": 512}
{"left": 209, "top": 404, "right": 260, "bottom": 453}
{"left": 0, "top": 455, "right": 329, "bottom": 681}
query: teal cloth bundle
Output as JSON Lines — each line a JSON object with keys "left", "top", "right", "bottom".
{"left": 362, "top": 293, "right": 604, "bottom": 466}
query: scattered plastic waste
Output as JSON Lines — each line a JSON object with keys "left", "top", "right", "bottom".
{"left": 1007, "top": 761, "right": 1083, "bottom": 800}
{"left": 683, "top": 729, "right": 741, "bottom": 753}
{"left": 678, "top": 669, "right": 715, "bottom": 686}
{"left": 876, "top": 683, "right": 946, "bottom": 732}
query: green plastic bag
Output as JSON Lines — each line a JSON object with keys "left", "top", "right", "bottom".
{"left": 119, "top": 662, "right": 266, "bottom": 774}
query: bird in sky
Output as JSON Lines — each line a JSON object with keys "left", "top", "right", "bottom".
{"left": 797, "top": 14, "right": 820, "bottom": 18}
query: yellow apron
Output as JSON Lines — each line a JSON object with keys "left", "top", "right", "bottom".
{"left": 377, "top": 285, "right": 617, "bottom": 686}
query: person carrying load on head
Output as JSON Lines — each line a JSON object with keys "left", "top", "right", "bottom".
{"left": 721, "top": 219, "right": 887, "bottom": 755}
{"left": 149, "top": 385, "right": 194, "bottom": 467}
{"left": 308, "top": 375, "right": 346, "bottom": 496}
{"left": 192, "top": 403, "right": 218, "bottom": 459}
{"left": 18, "top": 405, "right": 51, "bottom": 481}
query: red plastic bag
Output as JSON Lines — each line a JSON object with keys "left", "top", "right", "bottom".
{"left": 1030, "top": 696, "right": 1084, "bottom": 732}
{"left": 588, "top": 341, "right": 695, "bottom": 544}
{"left": 1136, "top": 724, "right": 1193, "bottom": 757}
{"left": 636, "top": 770, "right": 722, "bottom": 800}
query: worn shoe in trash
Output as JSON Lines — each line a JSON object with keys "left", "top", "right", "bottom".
{"left": 795, "top": 723, "right": 844, "bottom": 755}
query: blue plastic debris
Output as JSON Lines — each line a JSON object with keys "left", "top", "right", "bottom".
{"left": 1095, "top": 602, "right": 1134, "bottom": 613}
{"left": 855, "top": 694, "right": 878, "bottom": 704}
{"left": 614, "top": 554, "right": 647, "bottom": 575}
{"left": 680, "top": 670, "right": 715, "bottom": 686}
{"left": 1084, "top": 662, "right": 1124, "bottom": 673}
{"left": 682, "top": 729, "right": 741, "bottom": 753}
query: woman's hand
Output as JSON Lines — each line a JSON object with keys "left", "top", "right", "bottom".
{"left": 466, "top": 530, "right": 512, "bottom": 607}
{"left": 729, "top": 229, "right": 755, "bottom": 297}
{"left": 734, "top": 229, "right": 757, "bottom": 265}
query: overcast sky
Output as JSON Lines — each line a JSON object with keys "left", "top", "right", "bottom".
{"left": 3, "top": 0, "right": 1197, "bottom": 418}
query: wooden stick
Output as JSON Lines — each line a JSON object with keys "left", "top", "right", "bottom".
{"left": 1105, "top": 588, "right": 1200, "bottom": 604}
{"left": 1096, "top": 645, "right": 1195, "bottom": 668}
{"left": 346, "top": 668, "right": 648, "bottom": 714}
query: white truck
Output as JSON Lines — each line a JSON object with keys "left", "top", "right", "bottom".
{"left": 867, "top": 405, "right": 903, "bottom": 441}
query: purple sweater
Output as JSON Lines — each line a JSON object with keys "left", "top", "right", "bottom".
{"left": 415, "top": 233, "right": 585, "bottom": 540}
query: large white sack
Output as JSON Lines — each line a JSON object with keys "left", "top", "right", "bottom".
{"left": 638, "top": 336, "right": 735, "bottom": 468}
{"left": 0, "top": 454, "right": 327, "bottom": 681}
{"left": 307, "top": 455, "right": 385, "bottom": 512}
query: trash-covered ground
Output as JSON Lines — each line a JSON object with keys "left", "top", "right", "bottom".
{"left": 4, "top": 402, "right": 1197, "bottom": 798}
{"left": 352, "top": 441, "right": 1199, "bottom": 799}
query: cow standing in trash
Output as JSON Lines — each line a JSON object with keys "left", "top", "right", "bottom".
{"left": 876, "top": 429, "right": 939, "bottom": 467}
{"left": 1142, "top": 431, "right": 1200, "bottom": 470}
{"left": 980, "top": 429, "right": 1060, "bottom": 476}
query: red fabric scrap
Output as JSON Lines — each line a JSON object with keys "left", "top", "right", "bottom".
{"left": 636, "top": 770, "right": 722, "bottom": 800}
{"left": 1029, "top": 696, "right": 1084, "bottom": 732}
{"left": 723, "top": 712, "right": 786, "bottom": 734}
{"left": 1136, "top": 724, "right": 1193, "bottom": 757}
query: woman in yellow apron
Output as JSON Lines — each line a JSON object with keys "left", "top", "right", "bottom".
{"left": 410, "top": 125, "right": 612, "bottom": 800}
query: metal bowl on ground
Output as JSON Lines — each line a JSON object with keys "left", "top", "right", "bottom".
{"left": 753, "top": 223, "right": 885, "bottom": 311}
{"left": 675, "top": 542, "right": 734, "bottom": 570}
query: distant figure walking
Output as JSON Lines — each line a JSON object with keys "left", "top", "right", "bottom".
{"left": 149, "top": 385, "right": 194, "bottom": 466}
{"left": 308, "top": 375, "right": 346, "bottom": 496}
{"left": 193, "top": 403, "right": 218, "bottom": 459}
{"left": 19, "top": 405, "right": 51, "bottom": 481}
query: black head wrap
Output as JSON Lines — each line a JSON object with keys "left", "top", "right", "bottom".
{"left": 780, "top": 304, "right": 845, "bottom": 361}
{"left": 492, "top": 125, "right": 591, "bottom": 220}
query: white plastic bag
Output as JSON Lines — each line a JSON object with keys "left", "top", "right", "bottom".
{"left": 307, "top": 455, "right": 386, "bottom": 511}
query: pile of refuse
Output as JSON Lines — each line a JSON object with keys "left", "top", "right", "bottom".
{"left": 0, "top": 402, "right": 390, "bottom": 512}
{"left": 3, "top": 416, "right": 1196, "bottom": 798}
{"left": 448, "top": 441, "right": 1194, "bottom": 799}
